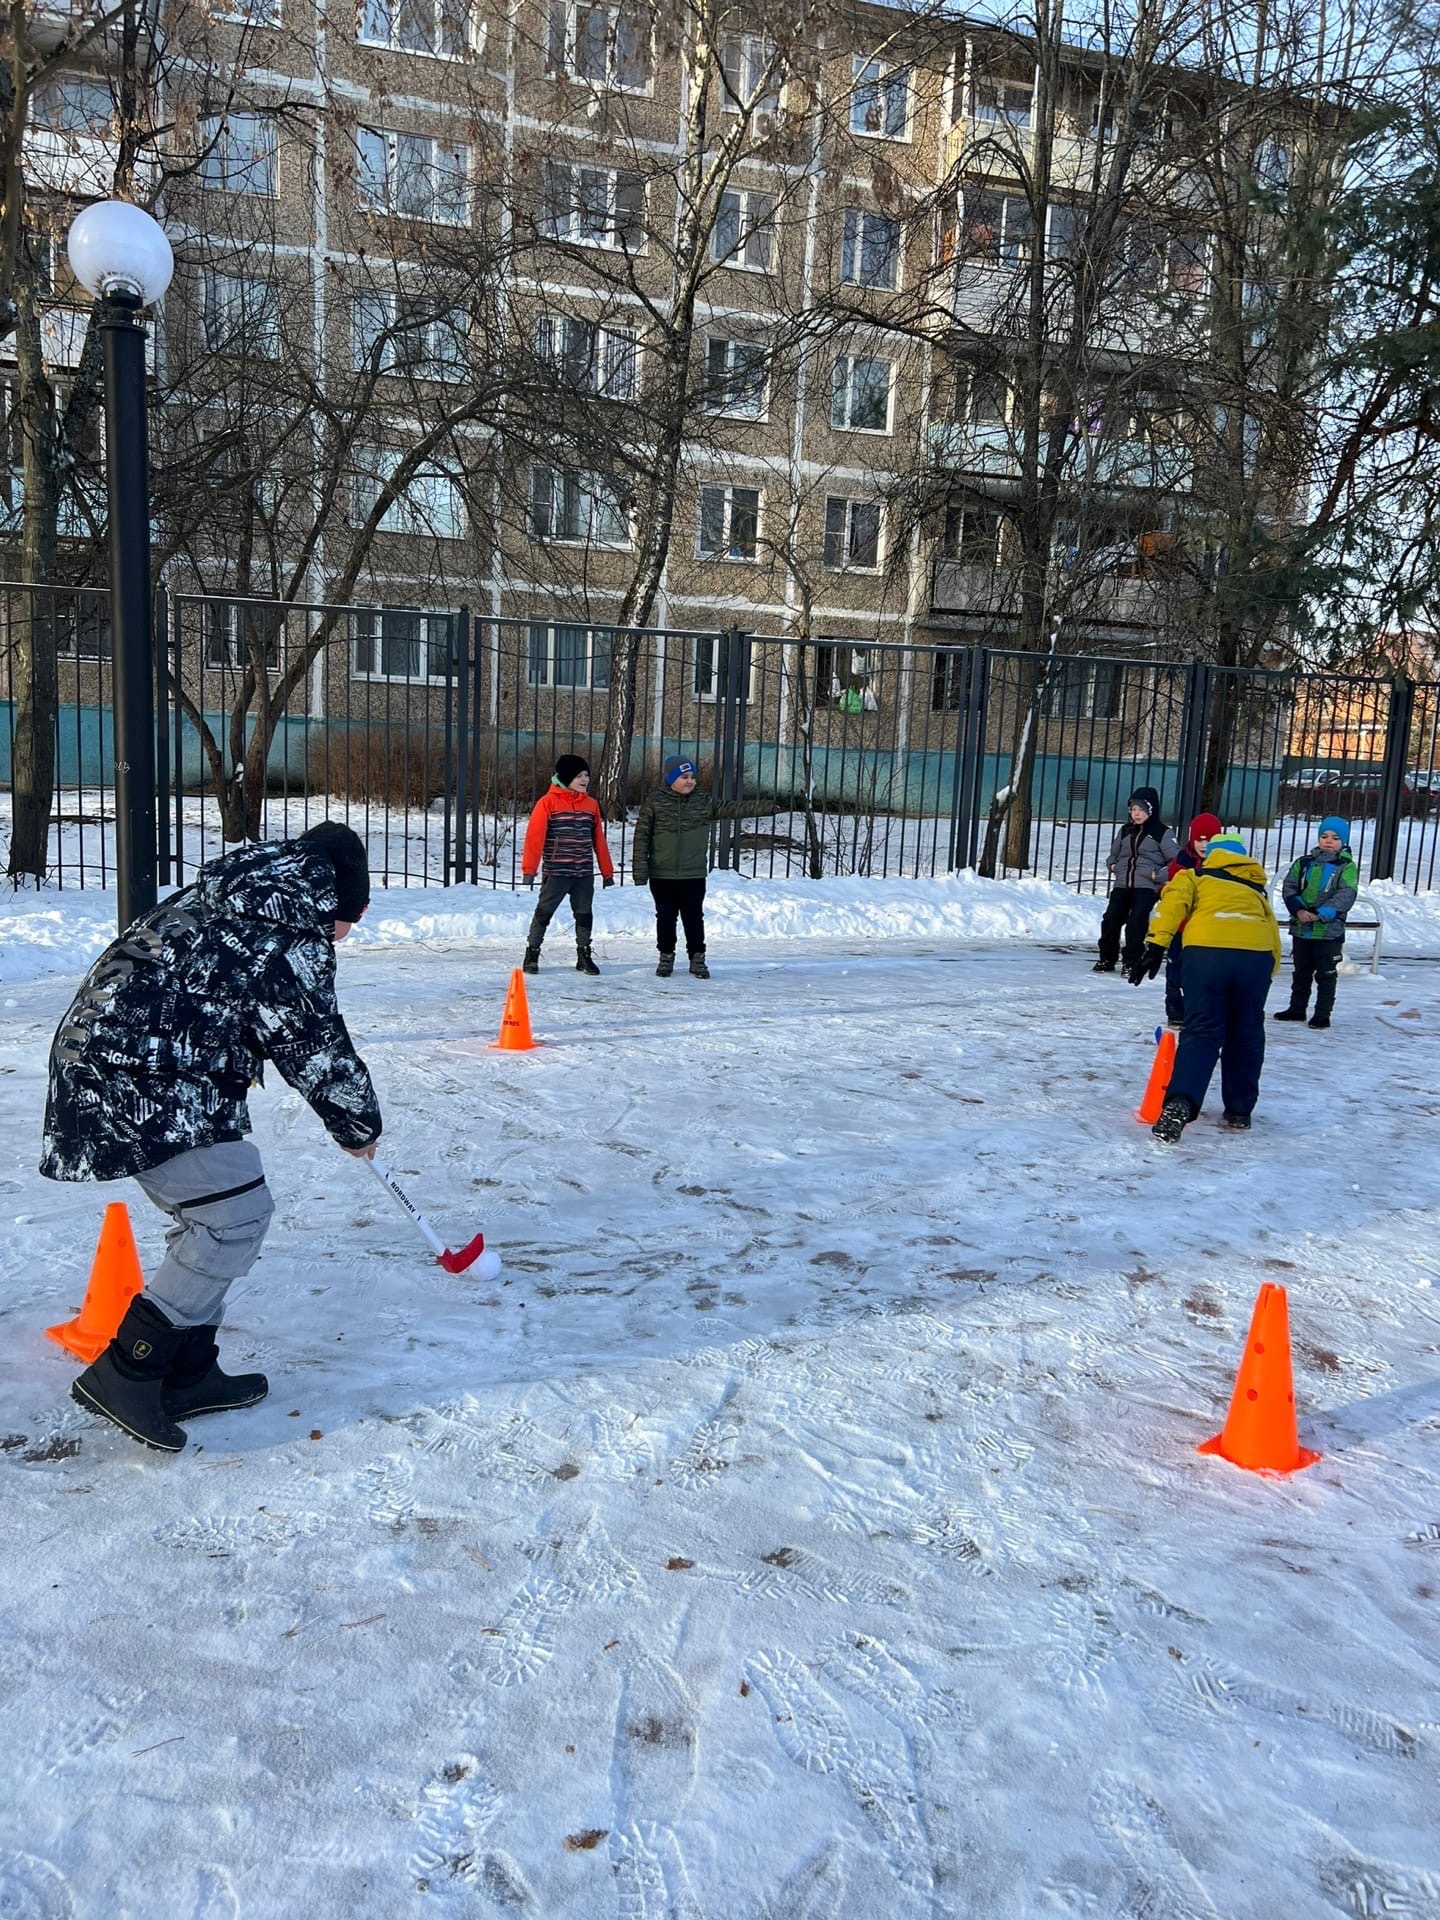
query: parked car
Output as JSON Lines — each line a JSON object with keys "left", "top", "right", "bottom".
{"left": 1280, "top": 768, "right": 1430, "bottom": 816}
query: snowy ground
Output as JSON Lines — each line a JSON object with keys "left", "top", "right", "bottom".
{"left": 1, "top": 902, "right": 1439, "bottom": 1917}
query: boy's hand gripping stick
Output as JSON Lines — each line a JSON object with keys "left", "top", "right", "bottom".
{"left": 365, "top": 1155, "right": 486, "bottom": 1274}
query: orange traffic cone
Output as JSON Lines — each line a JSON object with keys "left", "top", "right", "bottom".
{"left": 46, "top": 1202, "right": 144, "bottom": 1362}
{"left": 489, "top": 968, "right": 540, "bottom": 1052}
{"left": 1198, "top": 1282, "right": 1321, "bottom": 1474}
{"left": 1135, "top": 1028, "right": 1178, "bottom": 1123}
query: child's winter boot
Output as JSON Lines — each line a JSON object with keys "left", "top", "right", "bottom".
{"left": 689, "top": 951, "right": 710, "bottom": 979}
{"left": 71, "top": 1295, "right": 189, "bottom": 1453}
{"left": 655, "top": 952, "right": 675, "bottom": 977}
{"left": 162, "top": 1326, "right": 268, "bottom": 1420}
{"left": 1272, "top": 1004, "right": 1306, "bottom": 1021}
{"left": 576, "top": 945, "right": 601, "bottom": 976}
{"left": 522, "top": 945, "right": 541, "bottom": 975}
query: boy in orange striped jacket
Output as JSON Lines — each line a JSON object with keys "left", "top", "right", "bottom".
{"left": 521, "top": 755, "right": 615, "bottom": 976}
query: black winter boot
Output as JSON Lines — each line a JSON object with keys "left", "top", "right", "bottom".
{"left": 1220, "top": 1110, "right": 1252, "bottom": 1131}
{"left": 71, "top": 1296, "right": 189, "bottom": 1453}
{"left": 576, "top": 945, "right": 601, "bottom": 976}
{"left": 1308, "top": 1013, "right": 1330, "bottom": 1029}
{"left": 163, "top": 1326, "right": 268, "bottom": 1420}
{"left": 522, "top": 945, "right": 541, "bottom": 975}
{"left": 1092, "top": 958, "right": 1117, "bottom": 974}
{"left": 1272, "top": 1006, "right": 1306, "bottom": 1022}
{"left": 655, "top": 952, "right": 675, "bottom": 977}
{"left": 689, "top": 952, "right": 710, "bottom": 979}
{"left": 1150, "top": 1095, "right": 1193, "bottom": 1147}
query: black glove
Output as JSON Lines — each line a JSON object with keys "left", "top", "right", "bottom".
{"left": 523, "top": 874, "right": 535, "bottom": 889}
{"left": 602, "top": 875, "right": 614, "bottom": 889}
{"left": 1126, "top": 943, "right": 1166, "bottom": 984}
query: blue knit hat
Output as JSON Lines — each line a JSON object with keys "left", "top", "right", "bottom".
{"left": 663, "top": 755, "right": 697, "bottom": 787}
{"left": 1319, "top": 815, "right": 1350, "bottom": 843}
{"left": 1207, "top": 833, "right": 1248, "bottom": 857}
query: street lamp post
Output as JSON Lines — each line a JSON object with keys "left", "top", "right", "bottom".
{"left": 67, "top": 201, "right": 174, "bottom": 935}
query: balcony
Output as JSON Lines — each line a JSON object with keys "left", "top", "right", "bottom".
{"left": 0, "top": 306, "right": 90, "bottom": 371}
{"left": 927, "top": 421, "right": 1018, "bottom": 476}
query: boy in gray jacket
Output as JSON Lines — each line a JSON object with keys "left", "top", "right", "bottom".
{"left": 1095, "top": 786, "right": 1179, "bottom": 975}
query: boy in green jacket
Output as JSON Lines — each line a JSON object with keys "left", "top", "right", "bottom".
{"left": 631, "top": 755, "right": 732, "bottom": 978}
{"left": 1274, "top": 815, "right": 1359, "bottom": 1030}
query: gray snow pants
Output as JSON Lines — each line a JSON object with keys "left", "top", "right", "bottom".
{"left": 134, "top": 1139, "right": 274, "bottom": 1328}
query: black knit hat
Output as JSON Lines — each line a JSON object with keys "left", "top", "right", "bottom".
{"left": 554, "top": 754, "right": 590, "bottom": 787}
{"left": 298, "top": 821, "right": 371, "bottom": 921}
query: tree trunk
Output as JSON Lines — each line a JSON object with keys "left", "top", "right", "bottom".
{"left": 7, "top": 306, "right": 59, "bottom": 885}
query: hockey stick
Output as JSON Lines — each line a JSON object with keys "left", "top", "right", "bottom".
{"left": 365, "top": 1155, "right": 486, "bottom": 1274}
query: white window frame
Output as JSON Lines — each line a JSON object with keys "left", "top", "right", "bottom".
{"left": 202, "top": 271, "right": 281, "bottom": 358}
{"left": 350, "top": 290, "right": 469, "bottom": 380}
{"left": 211, "top": 0, "right": 282, "bottom": 22}
{"left": 969, "top": 75, "right": 1033, "bottom": 129}
{"left": 535, "top": 312, "right": 638, "bottom": 399}
{"left": 850, "top": 55, "right": 909, "bottom": 140}
{"left": 561, "top": 1, "right": 652, "bottom": 91}
{"left": 831, "top": 352, "right": 893, "bottom": 434}
{"left": 1039, "top": 658, "right": 1124, "bottom": 720}
{"left": 693, "top": 630, "right": 755, "bottom": 702}
{"left": 526, "top": 620, "right": 613, "bottom": 690}
{"left": 358, "top": 0, "right": 476, "bottom": 59}
{"left": 529, "top": 464, "right": 631, "bottom": 546}
{"left": 204, "top": 603, "right": 283, "bottom": 672}
{"left": 541, "top": 158, "right": 647, "bottom": 252}
{"left": 711, "top": 186, "right": 774, "bottom": 271}
{"left": 840, "top": 207, "right": 900, "bottom": 289}
{"left": 958, "top": 186, "right": 1032, "bottom": 267}
{"left": 32, "top": 76, "right": 114, "bottom": 133}
{"left": 351, "top": 609, "right": 453, "bottom": 684}
{"left": 697, "top": 482, "right": 761, "bottom": 562}
{"left": 199, "top": 113, "right": 278, "bottom": 196}
{"left": 351, "top": 448, "right": 465, "bottom": 539}
{"left": 718, "top": 31, "right": 780, "bottom": 115}
{"left": 822, "top": 496, "right": 882, "bottom": 572}
{"left": 355, "top": 126, "right": 470, "bottom": 224}
{"left": 701, "top": 335, "right": 767, "bottom": 419}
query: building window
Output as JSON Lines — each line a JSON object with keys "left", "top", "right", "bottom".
{"left": 719, "top": 32, "right": 779, "bottom": 114}
{"left": 969, "top": 77, "right": 1032, "bottom": 129}
{"left": 693, "top": 629, "right": 752, "bottom": 701}
{"left": 356, "top": 127, "right": 469, "bottom": 223}
{"left": 701, "top": 337, "right": 767, "bottom": 418}
{"left": 535, "top": 313, "right": 638, "bottom": 398}
{"left": 931, "top": 649, "right": 966, "bottom": 710}
{"left": 1040, "top": 659, "right": 1124, "bottom": 719}
{"left": 33, "top": 76, "right": 114, "bottom": 133}
{"left": 526, "top": 620, "right": 613, "bottom": 689}
{"left": 541, "top": 159, "right": 646, "bottom": 250}
{"left": 553, "top": 2, "right": 651, "bottom": 89}
{"left": 822, "top": 497, "right": 882, "bottom": 570}
{"left": 942, "top": 503, "right": 1000, "bottom": 565}
{"left": 358, "top": 0, "right": 474, "bottom": 57}
{"left": 840, "top": 208, "right": 899, "bottom": 289}
{"left": 351, "top": 291, "right": 469, "bottom": 378}
{"left": 200, "top": 114, "right": 278, "bottom": 195}
{"left": 712, "top": 187, "right": 774, "bottom": 270}
{"left": 352, "top": 609, "right": 451, "bottom": 681}
{"left": 352, "top": 449, "right": 465, "bottom": 538}
{"left": 850, "top": 56, "right": 909, "bottom": 138}
{"left": 529, "top": 465, "right": 629, "bottom": 545}
{"left": 211, "top": 0, "right": 282, "bottom": 21}
{"left": 831, "top": 353, "right": 892, "bottom": 432}
{"left": 202, "top": 272, "right": 281, "bottom": 357}
{"left": 698, "top": 484, "right": 760, "bottom": 560}
{"left": 959, "top": 186, "right": 1031, "bottom": 266}
{"left": 205, "top": 603, "right": 282, "bottom": 670}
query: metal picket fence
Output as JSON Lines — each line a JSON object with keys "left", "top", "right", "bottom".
{"left": 3, "top": 582, "right": 1439, "bottom": 894}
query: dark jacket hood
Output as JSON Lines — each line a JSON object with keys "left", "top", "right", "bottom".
{"left": 192, "top": 840, "right": 339, "bottom": 935}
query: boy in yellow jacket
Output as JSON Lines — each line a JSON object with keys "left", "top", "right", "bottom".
{"left": 1127, "top": 833, "right": 1282, "bottom": 1143}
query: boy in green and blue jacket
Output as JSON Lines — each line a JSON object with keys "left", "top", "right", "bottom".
{"left": 1274, "top": 815, "right": 1358, "bottom": 1030}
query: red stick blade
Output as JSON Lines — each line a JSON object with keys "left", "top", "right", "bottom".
{"left": 438, "top": 1233, "right": 485, "bottom": 1274}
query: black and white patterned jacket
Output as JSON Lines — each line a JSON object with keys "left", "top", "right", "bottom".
{"left": 41, "top": 840, "right": 382, "bottom": 1183}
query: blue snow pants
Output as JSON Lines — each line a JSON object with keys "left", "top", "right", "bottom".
{"left": 1166, "top": 947, "right": 1274, "bottom": 1119}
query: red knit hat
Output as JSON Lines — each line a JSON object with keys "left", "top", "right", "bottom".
{"left": 1189, "top": 812, "right": 1223, "bottom": 843}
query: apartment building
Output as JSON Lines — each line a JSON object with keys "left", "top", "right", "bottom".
{"left": 4, "top": 0, "right": 1307, "bottom": 782}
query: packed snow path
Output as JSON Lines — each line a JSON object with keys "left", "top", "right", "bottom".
{"left": 1, "top": 938, "right": 1437, "bottom": 1918}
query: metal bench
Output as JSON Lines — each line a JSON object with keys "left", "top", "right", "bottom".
{"left": 1273, "top": 889, "right": 1383, "bottom": 973}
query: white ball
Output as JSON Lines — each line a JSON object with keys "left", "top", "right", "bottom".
{"left": 474, "top": 1248, "right": 504, "bottom": 1283}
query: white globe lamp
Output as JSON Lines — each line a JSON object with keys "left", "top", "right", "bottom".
{"left": 67, "top": 199, "right": 174, "bottom": 306}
